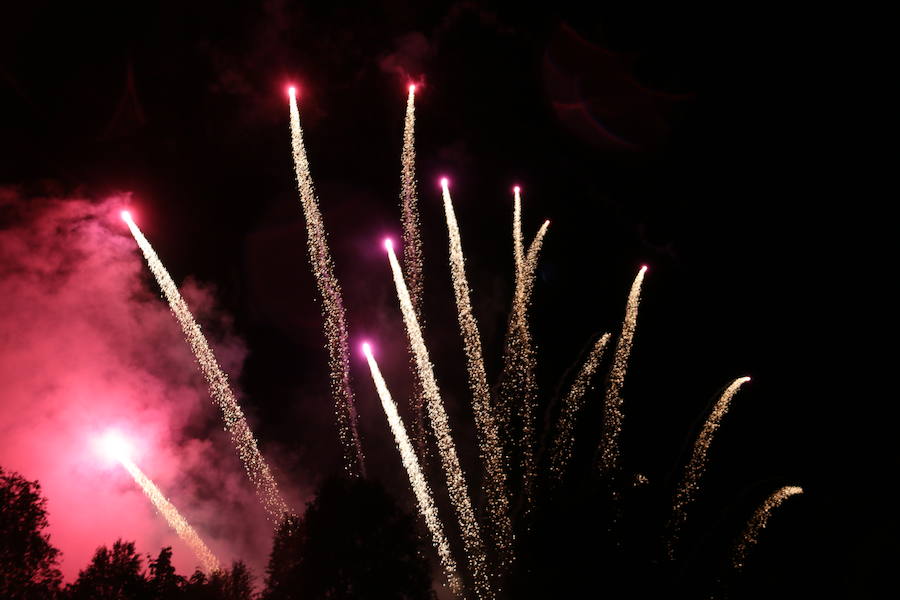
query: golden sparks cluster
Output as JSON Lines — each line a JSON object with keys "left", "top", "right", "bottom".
{"left": 385, "top": 241, "right": 494, "bottom": 600}
{"left": 441, "top": 182, "right": 515, "bottom": 572}
{"left": 362, "top": 343, "right": 463, "bottom": 596}
{"left": 596, "top": 265, "right": 647, "bottom": 475}
{"left": 549, "top": 333, "right": 612, "bottom": 483}
{"left": 119, "top": 456, "right": 221, "bottom": 573}
{"left": 667, "top": 376, "right": 751, "bottom": 558}
{"left": 288, "top": 89, "right": 366, "bottom": 479}
{"left": 733, "top": 485, "right": 804, "bottom": 570}
{"left": 124, "top": 214, "right": 290, "bottom": 523}
{"left": 399, "top": 86, "right": 429, "bottom": 462}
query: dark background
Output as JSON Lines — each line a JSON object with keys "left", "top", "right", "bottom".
{"left": 0, "top": 1, "right": 881, "bottom": 597}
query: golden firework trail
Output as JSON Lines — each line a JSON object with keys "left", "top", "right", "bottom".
{"left": 399, "top": 85, "right": 428, "bottom": 461}
{"left": 441, "top": 180, "right": 514, "bottom": 569}
{"left": 118, "top": 456, "right": 220, "bottom": 573}
{"left": 733, "top": 485, "right": 803, "bottom": 570}
{"left": 512, "top": 186, "right": 524, "bottom": 282}
{"left": 288, "top": 88, "right": 366, "bottom": 478}
{"left": 362, "top": 343, "right": 464, "bottom": 597}
{"left": 122, "top": 213, "right": 290, "bottom": 522}
{"left": 667, "top": 377, "right": 751, "bottom": 558}
{"left": 384, "top": 239, "right": 494, "bottom": 600}
{"left": 596, "top": 265, "right": 647, "bottom": 475}
{"left": 548, "top": 333, "right": 611, "bottom": 484}
{"left": 497, "top": 208, "right": 549, "bottom": 505}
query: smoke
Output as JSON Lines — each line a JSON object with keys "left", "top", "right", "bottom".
{"left": 0, "top": 188, "right": 286, "bottom": 579}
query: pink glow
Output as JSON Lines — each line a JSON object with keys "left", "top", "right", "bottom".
{"left": 120, "top": 210, "right": 132, "bottom": 222}
{"left": 287, "top": 85, "right": 296, "bottom": 98}
{"left": 640, "top": 264, "right": 649, "bottom": 272}
{"left": 361, "top": 342, "right": 372, "bottom": 356}
{"left": 513, "top": 185, "right": 521, "bottom": 194}
{"left": 440, "top": 177, "right": 449, "bottom": 188}
{"left": 383, "top": 238, "right": 393, "bottom": 251}
{"left": 408, "top": 84, "right": 416, "bottom": 94}
{"left": 0, "top": 194, "right": 281, "bottom": 581}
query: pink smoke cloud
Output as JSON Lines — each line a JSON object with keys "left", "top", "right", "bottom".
{"left": 0, "top": 188, "right": 292, "bottom": 580}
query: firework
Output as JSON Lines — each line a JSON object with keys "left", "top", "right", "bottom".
{"left": 667, "top": 377, "right": 751, "bottom": 558}
{"left": 122, "top": 213, "right": 290, "bottom": 522}
{"left": 384, "top": 238, "right": 494, "bottom": 600}
{"left": 548, "top": 333, "right": 611, "bottom": 484}
{"left": 441, "top": 180, "right": 514, "bottom": 569}
{"left": 361, "top": 342, "right": 463, "bottom": 597}
{"left": 732, "top": 485, "right": 803, "bottom": 570}
{"left": 596, "top": 265, "right": 647, "bottom": 475}
{"left": 497, "top": 200, "right": 549, "bottom": 504}
{"left": 99, "top": 432, "right": 220, "bottom": 573}
{"left": 288, "top": 88, "right": 365, "bottom": 478}
{"left": 399, "top": 85, "right": 428, "bottom": 461}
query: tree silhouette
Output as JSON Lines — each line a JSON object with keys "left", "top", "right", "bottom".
{"left": 67, "top": 539, "right": 148, "bottom": 600}
{"left": 263, "top": 476, "right": 432, "bottom": 600}
{"left": 207, "top": 561, "right": 255, "bottom": 600}
{"left": 0, "top": 466, "right": 63, "bottom": 600}
{"left": 148, "top": 547, "right": 185, "bottom": 599}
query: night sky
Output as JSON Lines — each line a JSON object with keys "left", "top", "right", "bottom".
{"left": 0, "top": 1, "right": 881, "bottom": 597}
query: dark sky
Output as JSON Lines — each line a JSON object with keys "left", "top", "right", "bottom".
{"left": 0, "top": 1, "right": 880, "bottom": 597}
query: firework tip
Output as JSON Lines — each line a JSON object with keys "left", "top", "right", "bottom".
{"left": 287, "top": 85, "right": 297, "bottom": 98}
{"left": 513, "top": 185, "right": 521, "bottom": 194}
{"left": 409, "top": 83, "right": 416, "bottom": 94}
{"left": 99, "top": 430, "right": 131, "bottom": 462}
{"left": 440, "top": 177, "right": 449, "bottom": 188}
{"left": 120, "top": 210, "right": 132, "bottom": 222}
{"left": 640, "top": 264, "right": 649, "bottom": 272}
{"left": 361, "top": 341, "right": 372, "bottom": 356}
{"left": 383, "top": 238, "right": 393, "bottom": 251}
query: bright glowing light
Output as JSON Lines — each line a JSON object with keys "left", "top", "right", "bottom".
{"left": 362, "top": 342, "right": 463, "bottom": 596}
{"left": 383, "top": 238, "right": 393, "bottom": 251}
{"left": 288, "top": 87, "right": 366, "bottom": 478}
{"left": 441, "top": 181, "right": 514, "bottom": 571}
{"left": 361, "top": 341, "right": 372, "bottom": 355}
{"left": 385, "top": 241, "right": 494, "bottom": 599}
{"left": 667, "top": 377, "right": 752, "bottom": 558}
{"left": 124, "top": 218, "right": 291, "bottom": 522}
{"left": 440, "top": 177, "right": 449, "bottom": 188}
{"left": 120, "top": 210, "right": 132, "bottom": 223}
{"left": 409, "top": 84, "right": 416, "bottom": 94}
{"left": 513, "top": 185, "right": 520, "bottom": 194}
{"left": 287, "top": 86, "right": 296, "bottom": 98}
{"left": 99, "top": 430, "right": 131, "bottom": 462}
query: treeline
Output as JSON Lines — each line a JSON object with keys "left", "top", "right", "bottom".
{"left": 1, "top": 467, "right": 434, "bottom": 599}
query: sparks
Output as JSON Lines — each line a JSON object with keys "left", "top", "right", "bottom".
{"left": 362, "top": 343, "right": 463, "bottom": 596}
{"left": 596, "top": 265, "right": 647, "bottom": 475}
{"left": 441, "top": 182, "right": 514, "bottom": 570}
{"left": 288, "top": 90, "right": 366, "bottom": 478}
{"left": 548, "top": 333, "right": 612, "bottom": 484}
{"left": 733, "top": 486, "right": 804, "bottom": 570}
{"left": 667, "top": 377, "right": 752, "bottom": 558}
{"left": 120, "top": 458, "right": 220, "bottom": 573}
{"left": 398, "top": 85, "right": 429, "bottom": 463}
{"left": 497, "top": 201, "right": 548, "bottom": 506}
{"left": 123, "top": 217, "right": 291, "bottom": 522}
{"left": 384, "top": 240, "right": 494, "bottom": 600}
